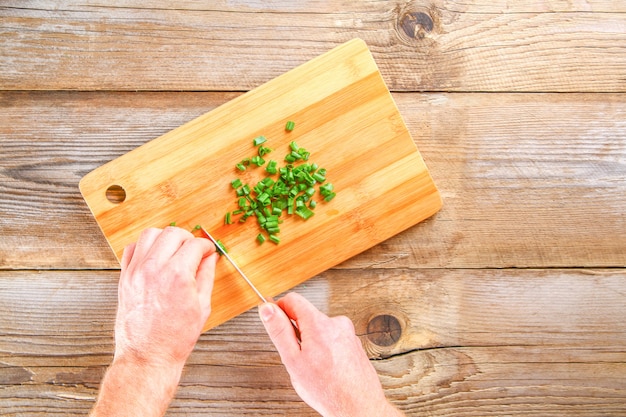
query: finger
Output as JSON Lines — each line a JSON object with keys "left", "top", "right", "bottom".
{"left": 196, "top": 252, "right": 219, "bottom": 323}
{"left": 120, "top": 242, "right": 136, "bottom": 271}
{"left": 276, "top": 292, "right": 327, "bottom": 329}
{"left": 259, "top": 302, "right": 301, "bottom": 365}
{"left": 126, "top": 228, "right": 163, "bottom": 273}
{"left": 170, "top": 236, "right": 216, "bottom": 278}
{"left": 144, "top": 226, "right": 195, "bottom": 263}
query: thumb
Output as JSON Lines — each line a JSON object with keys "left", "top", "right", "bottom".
{"left": 259, "top": 303, "right": 300, "bottom": 364}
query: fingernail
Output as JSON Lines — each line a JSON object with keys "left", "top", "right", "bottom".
{"left": 259, "top": 303, "right": 275, "bottom": 322}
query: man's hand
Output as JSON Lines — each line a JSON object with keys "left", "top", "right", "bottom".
{"left": 259, "top": 292, "right": 404, "bottom": 417}
{"left": 115, "top": 226, "right": 218, "bottom": 366}
{"left": 90, "top": 227, "right": 218, "bottom": 417}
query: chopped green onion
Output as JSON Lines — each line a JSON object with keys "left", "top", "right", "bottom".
{"left": 295, "top": 205, "right": 315, "bottom": 220}
{"left": 258, "top": 146, "right": 272, "bottom": 157}
{"left": 251, "top": 155, "right": 265, "bottom": 166}
{"left": 253, "top": 135, "right": 267, "bottom": 146}
{"left": 312, "top": 172, "right": 326, "bottom": 183}
{"left": 285, "top": 120, "right": 295, "bottom": 131}
{"left": 269, "top": 234, "right": 280, "bottom": 244}
{"left": 194, "top": 224, "right": 202, "bottom": 230}
{"left": 320, "top": 182, "right": 334, "bottom": 195}
{"left": 265, "top": 160, "right": 278, "bottom": 174}
{"left": 215, "top": 239, "right": 228, "bottom": 255}
{"left": 169, "top": 222, "right": 177, "bottom": 226}
{"left": 225, "top": 135, "right": 336, "bottom": 247}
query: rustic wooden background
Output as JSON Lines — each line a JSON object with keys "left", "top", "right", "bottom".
{"left": 1, "top": 1, "right": 625, "bottom": 416}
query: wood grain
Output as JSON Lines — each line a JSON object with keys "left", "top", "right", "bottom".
{"left": 1, "top": 269, "right": 624, "bottom": 416}
{"left": 2, "top": 1, "right": 626, "bottom": 415}
{"left": 1, "top": 91, "right": 624, "bottom": 270}
{"left": 2, "top": 1, "right": 625, "bottom": 92}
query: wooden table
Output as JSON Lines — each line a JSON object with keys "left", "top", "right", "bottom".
{"left": 1, "top": 2, "right": 625, "bottom": 416}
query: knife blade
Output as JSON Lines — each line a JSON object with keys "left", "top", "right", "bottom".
{"left": 199, "top": 227, "right": 268, "bottom": 304}
{"left": 199, "top": 227, "right": 301, "bottom": 342}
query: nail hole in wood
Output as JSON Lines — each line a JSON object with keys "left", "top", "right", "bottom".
{"left": 366, "top": 314, "right": 402, "bottom": 347}
{"left": 106, "top": 185, "right": 126, "bottom": 204}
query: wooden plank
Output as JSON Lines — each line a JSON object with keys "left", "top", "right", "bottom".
{"left": 1, "top": 1, "right": 625, "bottom": 92}
{"left": 1, "top": 269, "right": 624, "bottom": 416}
{"left": 1, "top": 91, "right": 624, "bottom": 270}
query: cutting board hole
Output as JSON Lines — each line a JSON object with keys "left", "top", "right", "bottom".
{"left": 106, "top": 185, "right": 126, "bottom": 204}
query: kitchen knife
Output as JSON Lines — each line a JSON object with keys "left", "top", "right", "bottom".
{"left": 199, "top": 226, "right": 267, "bottom": 304}
{"left": 199, "top": 226, "right": 301, "bottom": 342}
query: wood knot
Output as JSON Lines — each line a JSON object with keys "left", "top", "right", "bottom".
{"left": 400, "top": 11, "right": 434, "bottom": 40}
{"left": 366, "top": 314, "right": 402, "bottom": 347}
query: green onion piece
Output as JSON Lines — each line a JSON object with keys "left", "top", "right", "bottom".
{"left": 285, "top": 121, "right": 295, "bottom": 131}
{"left": 236, "top": 163, "right": 246, "bottom": 171}
{"left": 269, "top": 234, "right": 280, "bottom": 244}
{"left": 309, "top": 200, "right": 317, "bottom": 209}
{"left": 251, "top": 155, "right": 265, "bottom": 166}
{"left": 312, "top": 172, "right": 326, "bottom": 182}
{"left": 253, "top": 135, "right": 267, "bottom": 146}
{"left": 231, "top": 178, "right": 242, "bottom": 189}
{"left": 225, "top": 212, "right": 232, "bottom": 225}
{"left": 290, "top": 150, "right": 301, "bottom": 161}
{"left": 194, "top": 224, "right": 201, "bottom": 230}
{"left": 258, "top": 146, "right": 272, "bottom": 157}
{"left": 324, "top": 192, "right": 336, "bottom": 202}
{"left": 265, "top": 220, "right": 279, "bottom": 228}
{"left": 266, "top": 226, "right": 280, "bottom": 234}
{"left": 295, "top": 205, "right": 315, "bottom": 220}
{"left": 257, "top": 233, "right": 266, "bottom": 244}
{"left": 320, "top": 182, "right": 334, "bottom": 195}
{"left": 215, "top": 239, "right": 228, "bottom": 255}
{"left": 265, "top": 160, "right": 278, "bottom": 174}
{"left": 169, "top": 222, "right": 177, "bottom": 226}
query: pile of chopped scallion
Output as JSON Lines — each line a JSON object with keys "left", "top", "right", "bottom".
{"left": 226, "top": 131, "right": 335, "bottom": 245}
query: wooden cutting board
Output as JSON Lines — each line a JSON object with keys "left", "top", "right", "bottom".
{"left": 80, "top": 38, "right": 442, "bottom": 331}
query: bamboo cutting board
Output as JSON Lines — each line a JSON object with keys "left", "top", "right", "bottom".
{"left": 80, "top": 38, "right": 442, "bottom": 331}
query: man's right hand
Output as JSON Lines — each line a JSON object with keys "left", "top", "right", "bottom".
{"left": 259, "top": 292, "right": 404, "bottom": 417}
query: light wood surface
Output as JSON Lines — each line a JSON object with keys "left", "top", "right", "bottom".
{"left": 1, "top": 1, "right": 625, "bottom": 416}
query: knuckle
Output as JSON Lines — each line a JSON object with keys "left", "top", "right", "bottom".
{"left": 333, "top": 315, "right": 356, "bottom": 333}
